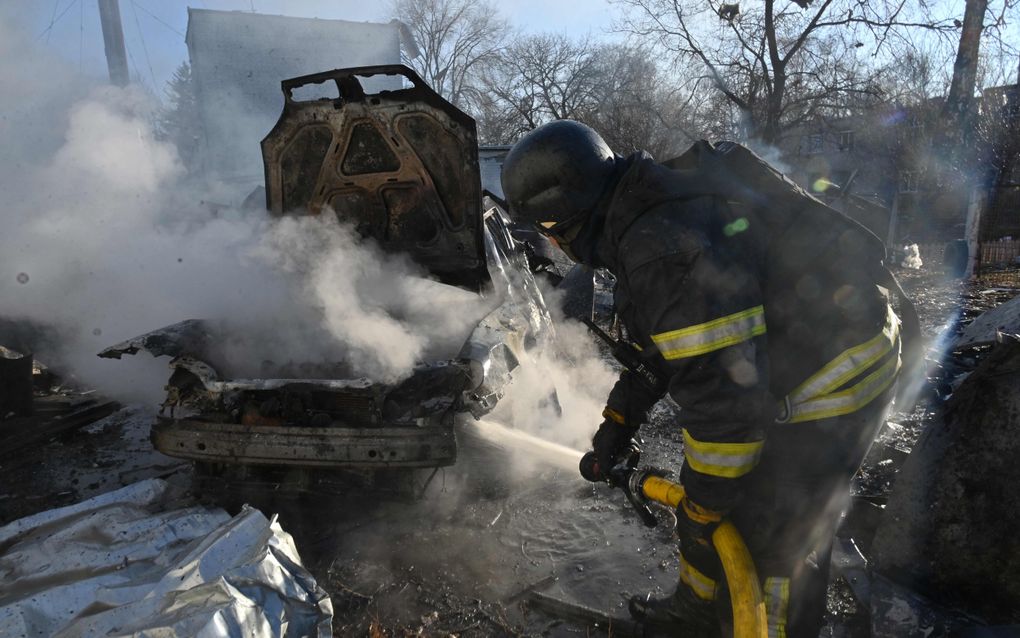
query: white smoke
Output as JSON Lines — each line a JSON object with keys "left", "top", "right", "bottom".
{"left": 0, "top": 12, "right": 484, "bottom": 400}
{"left": 252, "top": 214, "right": 492, "bottom": 381}
{"left": 487, "top": 304, "right": 617, "bottom": 453}
{"left": 0, "top": 10, "right": 615, "bottom": 461}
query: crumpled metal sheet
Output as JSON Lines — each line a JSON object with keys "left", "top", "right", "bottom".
{"left": 98, "top": 319, "right": 211, "bottom": 360}
{"left": 0, "top": 479, "right": 332, "bottom": 637}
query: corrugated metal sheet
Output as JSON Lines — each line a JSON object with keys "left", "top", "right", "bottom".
{"left": 0, "top": 479, "right": 332, "bottom": 637}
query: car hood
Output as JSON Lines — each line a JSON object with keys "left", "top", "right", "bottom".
{"left": 261, "top": 64, "right": 488, "bottom": 290}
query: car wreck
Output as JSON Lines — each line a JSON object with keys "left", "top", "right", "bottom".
{"left": 99, "top": 65, "right": 554, "bottom": 489}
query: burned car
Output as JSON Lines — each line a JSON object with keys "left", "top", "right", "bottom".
{"left": 100, "top": 65, "right": 553, "bottom": 491}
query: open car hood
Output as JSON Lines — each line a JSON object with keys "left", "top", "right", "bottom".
{"left": 261, "top": 64, "right": 488, "bottom": 290}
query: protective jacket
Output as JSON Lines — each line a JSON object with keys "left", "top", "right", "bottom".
{"left": 579, "top": 143, "right": 902, "bottom": 635}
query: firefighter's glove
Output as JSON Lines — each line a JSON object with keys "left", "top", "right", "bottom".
{"left": 676, "top": 495, "right": 724, "bottom": 551}
{"left": 591, "top": 408, "right": 638, "bottom": 478}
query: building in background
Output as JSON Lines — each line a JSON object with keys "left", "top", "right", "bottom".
{"left": 779, "top": 86, "right": 1020, "bottom": 246}
{"left": 185, "top": 9, "right": 416, "bottom": 192}
{"left": 478, "top": 145, "right": 512, "bottom": 199}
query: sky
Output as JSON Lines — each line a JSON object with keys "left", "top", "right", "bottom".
{"left": 13, "top": 0, "right": 619, "bottom": 99}
{"left": 9, "top": 0, "right": 1017, "bottom": 104}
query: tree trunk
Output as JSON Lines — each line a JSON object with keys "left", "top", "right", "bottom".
{"left": 943, "top": 0, "right": 988, "bottom": 134}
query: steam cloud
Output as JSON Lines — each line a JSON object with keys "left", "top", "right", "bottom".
{"left": 0, "top": 9, "right": 616, "bottom": 455}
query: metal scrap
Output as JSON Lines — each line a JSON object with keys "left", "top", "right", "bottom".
{"left": 0, "top": 478, "right": 332, "bottom": 637}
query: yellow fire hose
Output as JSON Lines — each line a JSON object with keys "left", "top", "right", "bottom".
{"left": 641, "top": 475, "right": 768, "bottom": 638}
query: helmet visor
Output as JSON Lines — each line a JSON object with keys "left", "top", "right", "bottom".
{"left": 537, "top": 220, "right": 583, "bottom": 262}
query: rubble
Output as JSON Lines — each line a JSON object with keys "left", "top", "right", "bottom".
{"left": 0, "top": 394, "right": 120, "bottom": 458}
{"left": 955, "top": 293, "right": 1020, "bottom": 347}
{"left": 872, "top": 337, "right": 1020, "bottom": 626}
{"left": 0, "top": 345, "right": 120, "bottom": 458}
{"left": 0, "top": 478, "right": 332, "bottom": 637}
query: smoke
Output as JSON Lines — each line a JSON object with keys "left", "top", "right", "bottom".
{"left": 490, "top": 306, "right": 617, "bottom": 452}
{"left": 251, "top": 215, "right": 492, "bottom": 381}
{"left": 0, "top": 9, "right": 617, "bottom": 474}
{"left": 0, "top": 12, "right": 487, "bottom": 401}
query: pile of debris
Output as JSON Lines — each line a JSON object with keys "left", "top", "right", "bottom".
{"left": 0, "top": 346, "right": 119, "bottom": 467}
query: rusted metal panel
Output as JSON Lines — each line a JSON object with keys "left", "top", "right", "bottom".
{"left": 261, "top": 65, "right": 488, "bottom": 289}
{"left": 152, "top": 418, "right": 456, "bottom": 468}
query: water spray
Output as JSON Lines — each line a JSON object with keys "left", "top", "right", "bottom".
{"left": 465, "top": 419, "right": 585, "bottom": 470}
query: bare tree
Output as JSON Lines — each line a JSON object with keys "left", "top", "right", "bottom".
{"left": 390, "top": 0, "right": 509, "bottom": 109}
{"left": 943, "top": 0, "right": 990, "bottom": 140}
{"left": 475, "top": 34, "right": 693, "bottom": 156}
{"left": 613, "top": 0, "right": 960, "bottom": 143}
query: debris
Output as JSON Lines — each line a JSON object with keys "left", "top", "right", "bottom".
{"left": 872, "top": 337, "right": 1020, "bottom": 624}
{"left": 869, "top": 573, "right": 980, "bottom": 638}
{"left": 831, "top": 537, "right": 870, "bottom": 605}
{"left": 954, "top": 293, "right": 1020, "bottom": 348}
{"left": 526, "top": 591, "right": 639, "bottom": 636}
{"left": 0, "top": 395, "right": 119, "bottom": 457}
{"left": 504, "top": 575, "right": 558, "bottom": 604}
{"left": 901, "top": 244, "right": 923, "bottom": 269}
{"left": 0, "top": 478, "right": 332, "bottom": 637}
{"left": 98, "top": 318, "right": 210, "bottom": 360}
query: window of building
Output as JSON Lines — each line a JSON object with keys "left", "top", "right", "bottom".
{"left": 804, "top": 132, "right": 824, "bottom": 154}
{"left": 838, "top": 130, "right": 855, "bottom": 152}
{"left": 899, "top": 170, "right": 920, "bottom": 193}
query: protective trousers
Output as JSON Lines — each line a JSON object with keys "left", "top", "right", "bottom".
{"left": 684, "top": 385, "right": 894, "bottom": 638}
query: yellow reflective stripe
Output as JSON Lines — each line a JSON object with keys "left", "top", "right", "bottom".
{"left": 682, "top": 429, "right": 763, "bottom": 478}
{"left": 764, "top": 577, "right": 790, "bottom": 638}
{"left": 652, "top": 306, "right": 766, "bottom": 360}
{"left": 679, "top": 552, "right": 717, "bottom": 601}
{"left": 602, "top": 407, "right": 626, "bottom": 425}
{"left": 681, "top": 496, "right": 723, "bottom": 525}
{"left": 789, "top": 306, "right": 899, "bottom": 403}
{"left": 789, "top": 355, "right": 899, "bottom": 423}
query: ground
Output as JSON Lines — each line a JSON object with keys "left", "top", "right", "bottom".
{"left": 1, "top": 263, "right": 1016, "bottom": 637}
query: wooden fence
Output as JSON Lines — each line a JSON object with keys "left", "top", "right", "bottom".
{"left": 980, "top": 240, "right": 1020, "bottom": 268}
{"left": 914, "top": 240, "right": 1020, "bottom": 270}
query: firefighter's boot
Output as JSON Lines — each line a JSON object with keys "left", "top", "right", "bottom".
{"left": 628, "top": 584, "right": 720, "bottom": 637}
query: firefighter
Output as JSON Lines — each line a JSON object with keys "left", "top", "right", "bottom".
{"left": 501, "top": 120, "right": 904, "bottom": 637}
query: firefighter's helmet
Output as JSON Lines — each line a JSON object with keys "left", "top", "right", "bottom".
{"left": 500, "top": 120, "right": 617, "bottom": 239}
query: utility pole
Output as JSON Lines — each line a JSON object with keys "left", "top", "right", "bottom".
{"left": 97, "top": 0, "right": 129, "bottom": 86}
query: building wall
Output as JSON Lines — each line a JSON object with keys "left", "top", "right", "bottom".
{"left": 778, "top": 102, "right": 976, "bottom": 244}
{"left": 478, "top": 146, "right": 511, "bottom": 199}
{"left": 185, "top": 9, "right": 403, "bottom": 190}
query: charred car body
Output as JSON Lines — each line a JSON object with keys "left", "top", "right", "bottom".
{"left": 101, "top": 66, "right": 553, "bottom": 489}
